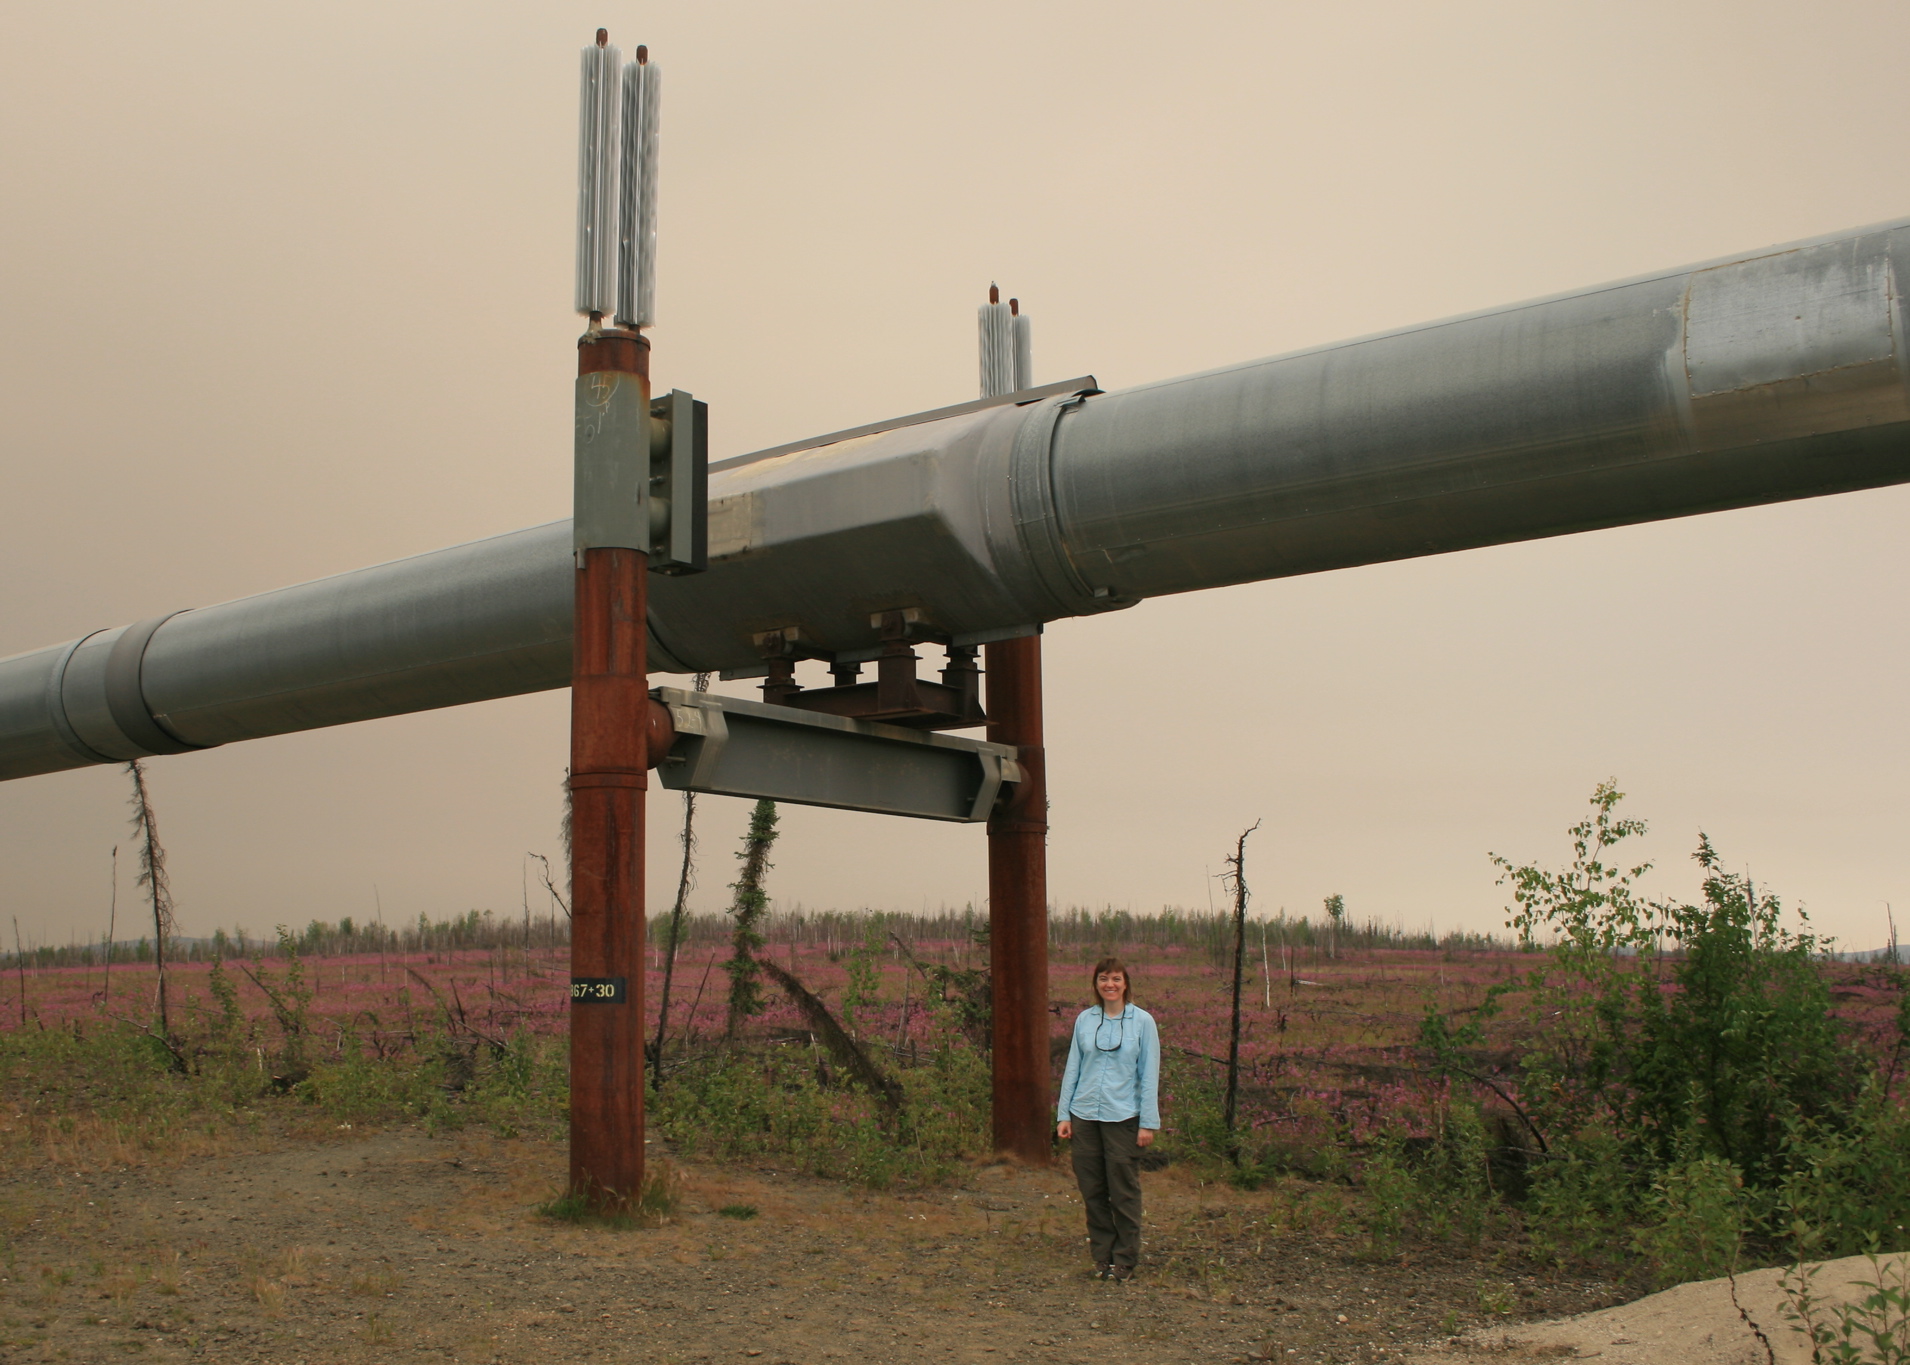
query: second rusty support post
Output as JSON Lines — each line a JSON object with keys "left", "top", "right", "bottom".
{"left": 568, "top": 328, "right": 651, "bottom": 1208}
{"left": 986, "top": 633, "right": 1051, "bottom": 1162}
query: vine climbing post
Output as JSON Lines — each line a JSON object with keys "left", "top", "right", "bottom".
{"left": 652, "top": 672, "right": 711, "bottom": 1090}
{"left": 724, "top": 798, "right": 779, "bottom": 1039}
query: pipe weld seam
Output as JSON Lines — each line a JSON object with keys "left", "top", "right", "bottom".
{"left": 44, "top": 633, "right": 116, "bottom": 766}
{"left": 105, "top": 613, "right": 207, "bottom": 756}
{"left": 988, "top": 820, "right": 1049, "bottom": 835}
{"left": 568, "top": 771, "right": 649, "bottom": 789}
{"left": 1009, "top": 393, "right": 1110, "bottom": 617}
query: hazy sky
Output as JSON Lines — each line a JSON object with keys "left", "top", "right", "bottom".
{"left": 2, "top": 1, "right": 1907, "bottom": 951}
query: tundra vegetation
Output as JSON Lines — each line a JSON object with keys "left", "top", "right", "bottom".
{"left": 0, "top": 783, "right": 1903, "bottom": 1317}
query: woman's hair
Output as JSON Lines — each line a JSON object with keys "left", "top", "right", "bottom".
{"left": 1089, "top": 956, "right": 1132, "bottom": 1008}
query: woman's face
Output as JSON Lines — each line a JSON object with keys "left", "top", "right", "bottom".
{"left": 1096, "top": 970, "right": 1127, "bottom": 1006}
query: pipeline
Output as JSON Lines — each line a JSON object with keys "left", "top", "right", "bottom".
{"left": 4, "top": 218, "right": 1908, "bottom": 783}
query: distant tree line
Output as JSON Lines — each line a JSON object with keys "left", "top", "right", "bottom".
{"left": 2, "top": 901, "right": 1506, "bottom": 971}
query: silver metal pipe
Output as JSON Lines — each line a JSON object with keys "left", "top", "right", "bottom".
{"left": 1050, "top": 220, "right": 1910, "bottom": 601}
{"left": 5, "top": 218, "right": 1908, "bottom": 783}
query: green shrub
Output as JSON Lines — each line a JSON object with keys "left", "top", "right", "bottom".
{"left": 651, "top": 1036, "right": 988, "bottom": 1189}
{"left": 1522, "top": 1122, "right": 1641, "bottom": 1268}
{"left": 1775, "top": 1081, "right": 1910, "bottom": 1262}
{"left": 1358, "top": 1140, "right": 1414, "bottom": 1260}
{"left": 1782, "top": 1254, "right": 1910, "bottom": 1365}
{"left": 1352, "top": 1105, "right": 1502, "bottom": 1258}
{"left": 1456, "top": 783, "right": 1905, "bottom": 1277}
{"left": 1620, "top": 839, "right": 1864, "bottom": 1185}
{"left": 1631, "top": 1149, "right": 1753, "bottom": 1288}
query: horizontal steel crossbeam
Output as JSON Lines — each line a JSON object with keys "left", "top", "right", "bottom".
{"left": 652, "top": 688, "right": 1020, "bottom": 822}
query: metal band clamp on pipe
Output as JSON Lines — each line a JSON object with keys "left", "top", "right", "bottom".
{"left": 103, "top": 615, "right": 206, "bottom": 757}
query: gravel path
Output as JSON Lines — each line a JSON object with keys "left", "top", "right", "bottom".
{"left": 0, "top": 1126, "right": 1623, "bottom": 1364}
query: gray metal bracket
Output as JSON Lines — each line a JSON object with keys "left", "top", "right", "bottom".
{"left": 652, "top": 687, "right": 1020, "bottom": 822}
{"left": 574, "top": 377, "right": 707, "bottom": 571}
{"left": 649, "top": 389, "right": 707, "bottom": 574}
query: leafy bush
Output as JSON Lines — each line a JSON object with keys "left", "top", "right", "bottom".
{"left": 1621, "top": 840, "right": 1864, "bottom": 1184}
{"left": 1630, "top": 1148, "right": 1752, "bottom": 1288}
{"left": 1776, "top": 1083, "right": 1910, "bottom": 1261}
{"left": 1425, "top": 782, "right": 1910, "bottom": 1280}
{"left": 1513, "top": 1119, "right": 1635, "bottom": 1266}
{"left": 1783, "top": 1254, "right": 1910, "bottom": 1365}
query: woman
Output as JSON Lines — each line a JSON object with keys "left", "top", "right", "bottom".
{"left": 1055, "top": 956, "right": 1160, "bottom": 1281}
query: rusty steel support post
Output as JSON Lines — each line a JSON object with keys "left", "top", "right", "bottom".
{"left": 985, "top": 634, "right": 1050, "bottom": 1162}
{"left": 569, "top": 328, "right": 650, "bottom": 1209}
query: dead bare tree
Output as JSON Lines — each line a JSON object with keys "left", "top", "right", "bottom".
{"left": 529, "top": 852, "right": 569, "bottom": 920}
{"left": 102, "top": 844, "right": 117, "bottom": 1007}
{"left": 12, "top": 917, "right": 25, "bottom": 1028}
{"left": 1220, "top": 819, "right": 1262, "bottom": 1159}
{"left": 125, "top": 759, "right": 176, "bottom": 1038}
{"left": 1260, "top": 917, "right": 1272, "bottom": 1009}
{"left": 652, "top": 671, "right": 711, "bottom": 1090}
{"left": 679, "top": 951, "right": 717, "bottom": 1049}
{"left": 759, "top": 957, "right": 903, "bottom": 1114}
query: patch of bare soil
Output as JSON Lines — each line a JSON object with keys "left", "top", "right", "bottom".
{"left": 0, "top": 1125, "right": 1626, "bottom": 1365}
{"left": 1404, "top": 1252, "right": 1910, "bottom": 1365}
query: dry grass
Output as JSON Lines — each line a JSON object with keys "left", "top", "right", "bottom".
{"left": 98, "top": 1264, "right": 143, "bottom": 1306}
{"left": 21, "top": 1106, "right": 259, "bottom": 1176}
{"left": 151, "top": 1247, "right": 182, "bottom": 1295}
{"left": 245, "top": 1244, "right": 308, "bottom": 1317}
{"left": 34, "top": 1265, "right": 71, "bottom": 1306}
{"left": 250, "top": 1272, "right": 286, "bottom": 1315}
{"left": 350, "top": 1268, "right": 405, "bottom": 1297}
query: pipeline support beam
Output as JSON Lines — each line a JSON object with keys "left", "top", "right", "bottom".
{"left": 987, "top": 634, "right": 1051, "bottom": 1162}
{"left": 568, "top": 329, "right": 651, "bottom": 1209}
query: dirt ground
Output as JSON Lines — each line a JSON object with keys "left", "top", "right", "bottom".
{"left": 0, "top": 1123, "right": 1632, "bottom": 1365}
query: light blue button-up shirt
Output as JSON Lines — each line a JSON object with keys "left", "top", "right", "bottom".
{"left": 1056, "top": 1003, "right": 1161, "bottom": 1131}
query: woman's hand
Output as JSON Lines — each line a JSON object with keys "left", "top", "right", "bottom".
{"left": 1136, "top": 1128, "right": 1155, "bottom": 1148}
{"left": 1056, "top": 1120, "right": 1072, "bottom": 1140}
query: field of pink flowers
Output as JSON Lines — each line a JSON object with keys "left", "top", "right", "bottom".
{"left": 2, "top": 933, "right": 1897, "bottom": 1149}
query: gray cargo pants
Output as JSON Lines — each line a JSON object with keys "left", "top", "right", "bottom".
{"left": 1069, "top": 1115, "right": 1143, "bottom": 1268}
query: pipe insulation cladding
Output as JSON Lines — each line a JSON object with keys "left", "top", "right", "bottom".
{"left": 5, "top": 219, "right": 1910, "bottom": 784}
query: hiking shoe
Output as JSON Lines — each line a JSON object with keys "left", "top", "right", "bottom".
{"left": 1109, "top": 1265, "right": 1134, "bottom": 1282}
{"left": 1093, "top": 1263, "right": 1112, "bottom": 1280}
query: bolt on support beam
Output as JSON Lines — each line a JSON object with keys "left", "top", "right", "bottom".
{"left": 569, "top": 326, "right": 652, "bottom": 1210}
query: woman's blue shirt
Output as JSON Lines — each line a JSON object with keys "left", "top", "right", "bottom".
{"left": 1055, "top": 1003, "right": 1161, "bottom": 1130}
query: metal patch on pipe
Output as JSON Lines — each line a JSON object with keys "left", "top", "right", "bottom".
{"left": 574, "top": 370, "right": 650, "bottom": 553}
{"left": 1684, "top": 238, "right": 1906, "bottom": 448}
{"left": 704, "top": 491, "right": 764, "bottom": 560}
